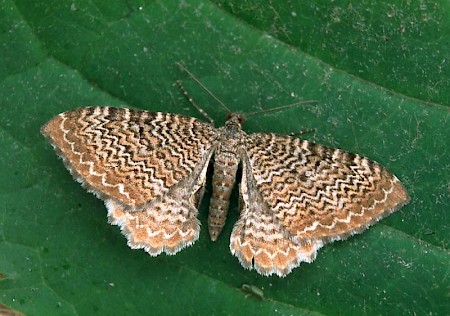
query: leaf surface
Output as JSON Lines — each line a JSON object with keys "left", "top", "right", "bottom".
{"left": 0, "top": 1, "right": 448, "bottom": 315}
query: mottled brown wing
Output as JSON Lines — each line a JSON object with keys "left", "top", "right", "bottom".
{"left": 106, "top": 193, "right": 202, "bottom": 256}
{"left": 230, "top": 154, "right": 324, "bottom": 277}
{"left": 42, "top": 106, "right": 218, "bottom": 207}
{"left": 42, "top": 106, "right": 218, "bottom": 255}
{"left": 244, "top": 133, "right": 409, "bottom": 243}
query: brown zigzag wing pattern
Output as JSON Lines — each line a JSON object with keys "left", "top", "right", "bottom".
{"left": 42, "top": 106, "right": 409, "bottom": 276}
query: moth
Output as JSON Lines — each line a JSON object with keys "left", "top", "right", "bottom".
{"left": 42, "top": 65, "right": 409, "bottom": 277}
{"left": 41, "top": 105, "right": 409, "bottom": 277}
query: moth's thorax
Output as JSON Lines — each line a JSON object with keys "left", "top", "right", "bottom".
{"left": 207, "top": 114, "right": 245, "bottom": 241}
{"left": 216, "top": 113, "right": 246, "bottom": 149}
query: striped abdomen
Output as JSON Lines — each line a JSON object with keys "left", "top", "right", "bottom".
{"left": 208, "top": 149, "right": 239, "bottom": 241}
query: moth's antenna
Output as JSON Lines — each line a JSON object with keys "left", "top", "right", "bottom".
{"left": 176, "top": 62, "right": 318, "bottom": 121}
{"left": 245, "top": 100, "right": 318, "bottom": 117}
{"left": 176, "top": 79, "right": 215, "bottom": 124}
{"left": 176, "top": 63, "right": 232, "bottom": 114}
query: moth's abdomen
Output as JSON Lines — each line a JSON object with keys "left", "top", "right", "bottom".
{"left": 208, "top": 150, "right": 239, "bottom": 241}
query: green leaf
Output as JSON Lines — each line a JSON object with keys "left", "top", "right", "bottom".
{"left": 1, "top": 0, "right": 448, "bottom": 315}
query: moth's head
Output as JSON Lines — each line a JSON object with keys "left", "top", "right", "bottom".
{"left": 223, "top": 113, "right": 245, "bottom": 135}
{"left": 225, "top": 113, "right": 245, "bottom": 128}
